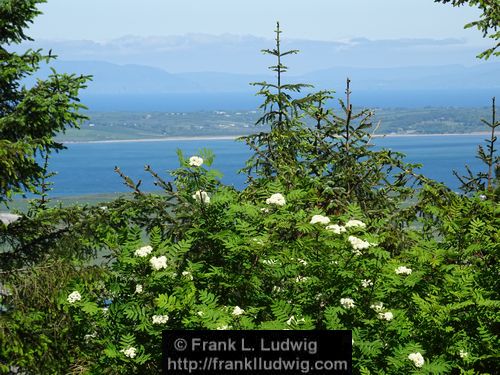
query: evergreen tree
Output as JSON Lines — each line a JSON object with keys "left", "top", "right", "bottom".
{"left": 454, "top": 97, "right": 499, "bottom": 199}
{"left": 0, "top": 0, "right": 90, "bottom": 203}
{"left": 0, "top": 7, "right": 93, "bottom": 370}
{"left": 239, "top": 22, "right": 315, "bottom": 185}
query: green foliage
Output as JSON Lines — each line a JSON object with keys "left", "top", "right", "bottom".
{"left": 0, "top": 0, "right": 90, "bottom": 203}
{"left": 0, "top": 2, "right": 97, "bottom": 371}
{"left": 240, "top": 25, "right": 424, "bottom": 230}
{"left": 0, "top": 260, "right": 106, "bottom": 373}
{"left": 37, "top": 159, "right": 497, "bottom": 373}
{"left": 240, "top": 22, "right": 315, "bottom": 183}
{"left": 434, "top": 0, "right": 500, "bottom": 59}
{"left": 454, "top": 97, "right": 500, "bottom": 200}
{"left": 1, "top": 9, "right": 498, "bottom": 375}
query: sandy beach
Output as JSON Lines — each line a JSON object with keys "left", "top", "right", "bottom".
{"left": 62, "top": 132, "right": 490, "bottom": 144}
{"left": 62, "top": 135, "right": 243, "bottom": 144}
{"left": 372, "top": 132, "right": 489, "bottom": 138}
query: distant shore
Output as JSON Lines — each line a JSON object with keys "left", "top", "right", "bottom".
{"left": 374, "top": 132, "right": 489, "bottom": 138}
{"left": 61, "top": 132, "right": 490, "bottom": 144}
{"left": 62, "top": 135, "right": 242, "bottom": 144}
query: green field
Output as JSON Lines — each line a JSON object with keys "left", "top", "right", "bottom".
{"left": 55, "top": 107, "right": 492, "bottom": 142}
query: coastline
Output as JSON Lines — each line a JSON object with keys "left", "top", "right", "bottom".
{"left": 62, "top": 135, "right": 244, "bottom": 144}
{"left": 61, "top": 132, "right": 489, "bottom": 144}
{"left": 373, "top": 132, "right": 489, "bottom": 138}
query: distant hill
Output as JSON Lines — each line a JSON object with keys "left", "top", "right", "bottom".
{"left": 302, "top": 64, "right": 500, "bottom": 91}
{"left": 15, "top": 33, "right": 498, "bottom": 110}
{"left": 29, "top": 61, "right": 199, "bottom": 93}
{"left": 32, "top": 60, "right": 499, "bottom": 94}
{"left": 25, "top": 59, "right": 498, "bottom": 110}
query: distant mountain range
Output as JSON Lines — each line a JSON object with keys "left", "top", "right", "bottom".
{"left": 33, "top": 60, "right": 499, "bottom": 94}
{"left": 16, "top": 34, "right": 499, "bottom": 110}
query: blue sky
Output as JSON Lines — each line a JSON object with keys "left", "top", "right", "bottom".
{"left": 30, "top": 0, "right": 487, "bottom": 44}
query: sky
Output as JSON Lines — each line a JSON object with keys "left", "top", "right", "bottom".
{"left": 29, "top": 0, "right": 488, "bottom": 44}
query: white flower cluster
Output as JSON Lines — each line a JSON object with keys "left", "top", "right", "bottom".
{"left": 84, "top": 332, "right": 97, "bottom": 342}
{"left": 295, "top": 276, "right": 309, "bottom": 283}
{"left": 348, "top": 236, "right": 370, "bottom": 255}
{"left": 150, "top": 256, "right": 167, "bottom": 270}
{"left": 135, "top": 284, "right": 143, "bottom": 294}
{"left": 297, "top": 258, "right": 307, "bottom": 266}
{"left": 152, "top": 315, "right": 169, "bottom": 324}
{"left": 340, "top": 297, "right": 355, "bottom": 309}
{"left": 370, "top": 302, "right": 384, "bottom": 312}
{"left": 0, "top": 213, "right": 21, "bottom": 226}
{"left": 192, "top": 190, "right": 210, "bottom": 204}
{"left": 371, "top": 302, "right": 395, "bottom": 321}
{"left": 408, "top": 352, "right": 425, "bottom": 367}
{"left": 265, "top": 193, "right": 286, "bottom": 206}
{"left": 345, "top": 219, "right": 366, "bottom": 229}
{"left": 67, "top": 291, "right": 82, "bottom": 304}
{"left": 286, "top": 315, "right": 305, "bottom": 326}
{"left": 252, "top": 238, "right": 264, "bottom": 246}
{"left": 189, "top": 156, "right": 203, "bottom": 167}
{"left": 395, "top": 266, "right": 412, "bottom": 275}
{"left": 232, "top": 306, "right": 245, "bottom": 316}
{"left": 459, "top": 350, "right": 468, "bottom": 358}
{"left": 310, "top": 215, "right": 330, "bottom": 225}
{"left": 262, "top": 259, "right": 278, "bottom": 266}
{"left": 361, "top": 279, "right": 373, "bottom": 288}
{"left": 121, "top": 347, "right": 137, "bottom": 358}
{"left": 378, "top": 311, "right": 394, "bottom": 321}
{"left": 134, "top": 245, "right": 153, "bottom": 257}
{"left": 181, "top": 271, "right": 193, "bottom": 280}
{"left": 325, "top": 224, "right": 346, "bottom": 234}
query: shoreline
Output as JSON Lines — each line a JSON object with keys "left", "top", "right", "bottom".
{"left": 62, "top": 135, "right": 243, "bottom": 144}
{"left": 62, "top": 132, "right": 490, "bottom": 144}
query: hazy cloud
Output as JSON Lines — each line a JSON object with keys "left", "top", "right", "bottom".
{"left": 12, "top": 34, "right": 495, "bottom": 75}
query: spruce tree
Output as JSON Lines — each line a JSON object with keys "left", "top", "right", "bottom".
{"left": 0, "top": 0, "right": 90, "bottom": 203}
{"left": 239, "top": 22, "right": 314, "bottom": 185}
{"left": 454, "top": 97, "right": 499, "bottom": 199}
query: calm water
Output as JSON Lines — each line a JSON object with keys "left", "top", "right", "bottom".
{"left": 46, "top": 135, "right": 487, "bottom": 196}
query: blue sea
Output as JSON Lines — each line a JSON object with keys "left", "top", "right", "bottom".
{"left": 46, "top": 135, "right": 487, "bottom": 196}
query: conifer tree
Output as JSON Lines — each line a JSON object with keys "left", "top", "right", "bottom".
{"left": 454, "top": 97, "right": 499, "bottom": 199}
{"left": 0, "top": 0, "right": 90, "bottom": 204}
{"left": 240, "top": 22, "right": 314, "bottom": 185}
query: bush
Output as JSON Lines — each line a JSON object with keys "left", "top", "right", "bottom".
{"left": 60, "top": 151, "right": 498, "bottom": 373}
